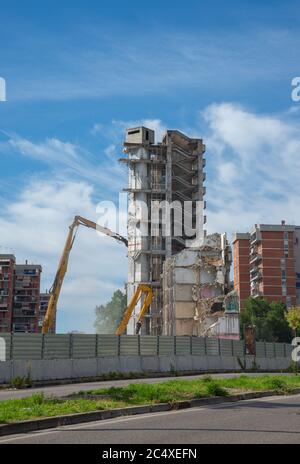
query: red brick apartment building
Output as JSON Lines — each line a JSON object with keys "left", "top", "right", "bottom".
{"left": 0, "top": 255, "right": 15, "bottom": 332}
{"left": 233, "top": 223, "right": 300, "bottom": 310}
{"left": 0, "top": 255, "right": 48, "bottom": 333}
{"left": 13, "top": 263, "right": 42, "bottom": 333}
{"left": 39, "top": 292, "right": 51, "bottom": 332}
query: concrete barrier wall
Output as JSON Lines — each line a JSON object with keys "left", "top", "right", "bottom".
{"left": 0, "top": 355, "right": 292, "bottom": 384}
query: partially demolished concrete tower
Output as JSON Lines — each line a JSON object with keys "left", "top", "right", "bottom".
{"left": 121, "top": 127, "right": 206, "bottom": 335}
{"left": 162, "top": 233, "right": 233, "bottom": 336}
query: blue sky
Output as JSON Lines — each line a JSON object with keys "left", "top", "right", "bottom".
{"left": 0, "top": 0, "right": 300, "bottom": 332}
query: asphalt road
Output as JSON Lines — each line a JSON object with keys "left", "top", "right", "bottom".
{"left": 1, "top": 393, "right": 300, "bottom": 444}
{"left": 0, "top": 372, "right": 286, "bottom": 400}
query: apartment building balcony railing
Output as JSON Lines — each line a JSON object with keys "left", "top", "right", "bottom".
{"left": 250, "top": 270, "right": 263, "bottom": 282}
{"left": 250, "top": 232, "right": 262, "bottom": 245}
{"left": 14, "top": 295, "right": 37, "bottom": 301}
{"left": 250, "top": 252, "right": 262, "bottom": 264}
{"left": 13, "top": 311, "right": 36, "bottom": 318}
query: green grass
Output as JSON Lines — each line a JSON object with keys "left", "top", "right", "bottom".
{"left": 0, "top": 394, "right": 126, "bottom": 424}
{"left": 1, "top": 375, "right": 300, "bottom": 424}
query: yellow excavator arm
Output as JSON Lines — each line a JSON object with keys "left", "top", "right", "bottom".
{"left": 42, "top": 215, "right": 128, "bottom": 334}
{"left": 115, "top": 284, "right": 153, "bottom": 335}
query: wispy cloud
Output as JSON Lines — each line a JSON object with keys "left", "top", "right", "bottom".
{"left": 0, "top": 133, "right": 126, "bottom": 194}
{"left": 3, "top": 27, "right": 300, "bottom": 102}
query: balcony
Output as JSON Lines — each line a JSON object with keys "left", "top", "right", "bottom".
{"left": 250, "top": 269, "right": 262, "bottom": 282}
{"left": 250, "top": 252, "right": 262, "bottom": 264}
{"left": 252, "top": 290, "right": 264, "bottom": 298}
{"left": 250, "top": 232, "right": 261, "bottom": 245}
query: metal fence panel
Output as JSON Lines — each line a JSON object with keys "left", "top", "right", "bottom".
{"left": 159, "top": 336, "right": 174, "bottom": 355}
{"left": 220, "top": 339, "right": 233, "bottom": 357}
{"left": 175, "top": 336, "right": 191, "bottom": 355}
{"left": 0, "top": 333, "right": 11, "bottom": 360}
{"left": 97, "top": 335, "right": 119, "bottom": 356}
{"left": 120, "top": 335, "right": 139, "bottom": 356}
{"left": 285, "top": 344, "right": 293, "bottom": 358}
{"left": 2, "top": 334, "right": 291, "bottom": 360}
{"left": 140, "top": 336, "right": 157, "bottom": 356}
{"left": 274, "top": 343, "right": 285, "bottom": 358}
{"left": 72, "top": 334, "right": 97, "bottom": 358}
{"left": 43, "top": 334, "right": 70, "bottom": 359}
{"left": 265, "top": 342, "right": 275, "bottom": 358}
{"left": 12, "top": 333, "right": 43, "bottom": 360}
{"left": 232, "top": 340, "right": 244, "bottom": 357}
{"left": 206, "top": 338, "right": 219, "bottom": 356}
{"left": 191, "top": 337, "right": 206, "bottom": 356}
{"left": 255, "top": 342, "right": 265, "bottom": 357}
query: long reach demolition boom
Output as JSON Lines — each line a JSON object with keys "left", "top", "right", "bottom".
{"left": 42, "top": 215, "right": 128, "bottom": 334}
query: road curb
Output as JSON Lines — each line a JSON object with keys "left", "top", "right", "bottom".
{"left": 1, "top": 388, "right": 300, "bottom": 437}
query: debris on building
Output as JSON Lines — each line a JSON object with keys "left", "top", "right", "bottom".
{"left": 162, "top": 233, "right": 239, "bottom": 338}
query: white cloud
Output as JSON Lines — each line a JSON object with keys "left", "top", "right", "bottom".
{"left": 1, "top": 134, "right": 126, "bottom": 194}
{"left": 202, "top": 103, "right": 300, "bottom": 236}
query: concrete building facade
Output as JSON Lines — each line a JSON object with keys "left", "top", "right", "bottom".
{"left": 121, "top": 127, "right": 206, "bottom": 335}
{"left": 233, "top": 222, "right": 300, "bottom": 310}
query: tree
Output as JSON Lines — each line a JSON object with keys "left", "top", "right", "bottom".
{"left": 285, "top": 306, "right": 300, "bottom": 336}
{"left": 240, "top": 297, "right": 292, "bottom": 342}
{"left": 94, "top": 288, "right": 127, "bottom": 334}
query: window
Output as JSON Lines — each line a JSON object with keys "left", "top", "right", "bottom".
{"left": 24, "top": 269, "right": 37, "bottom": 275}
